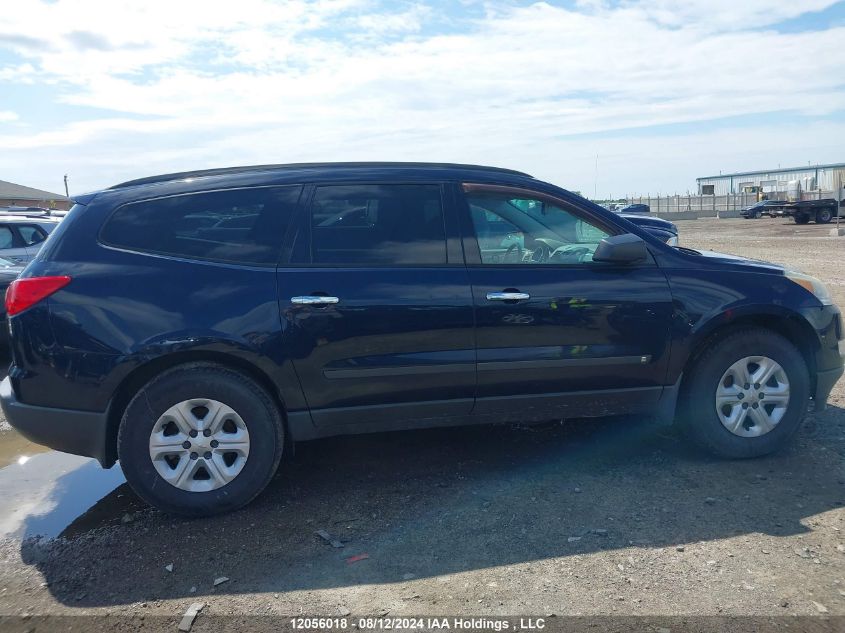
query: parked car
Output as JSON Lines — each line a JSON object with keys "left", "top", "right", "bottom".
{"left": 0, "top": 215, "right": 60, "bottom": 265}
{"left": 618, "top": 203, "right": 650, "bottom": 214}
{"left": 618, "top": 212, "right": 678, "bottom": 246}
{"left": 2, "top": 163, "right": 842, "bottom": 516}
{"left": 740, "top": 200, "right": 785, "bottom": 219}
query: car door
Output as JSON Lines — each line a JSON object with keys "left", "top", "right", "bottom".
{"left": 457, "top": 183, "right": 674, "bottom": 422}
{"left": 0, "top": 224, "right": 28, "bottom": 265}
{"left": 278, "top": 182, "right": 476, "bottom": 431}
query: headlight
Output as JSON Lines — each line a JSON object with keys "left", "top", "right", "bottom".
{"left": 786, "top": 271, "right": 833, "bottom": 305}
{"left": 666, "top": 235, "right": 679, "bottom": 247}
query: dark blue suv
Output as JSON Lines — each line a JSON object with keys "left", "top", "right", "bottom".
{"left": 2, "top": 163, "right": 842, "bottom": 516}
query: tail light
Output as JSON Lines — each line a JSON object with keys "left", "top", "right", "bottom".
{"left": 5, "top": 276, "right": 72, "bottom": 317}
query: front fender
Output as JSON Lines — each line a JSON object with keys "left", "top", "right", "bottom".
{"left": 663, "top": 268, "right": 824, "bottom": 384}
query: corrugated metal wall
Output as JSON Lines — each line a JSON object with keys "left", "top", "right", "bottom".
{"left": 817, "top": 167, "right": 845, "bottom": 191}
{"left": 697, "top": 164, "right": 845, "bottom": 196}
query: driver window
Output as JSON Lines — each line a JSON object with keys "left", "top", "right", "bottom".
{"left": 466, "top": 191, "right": 610, "bottom": 265}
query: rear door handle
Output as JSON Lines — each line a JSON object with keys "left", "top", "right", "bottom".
{"left": 486, "top": 292, "right": 530, "bottom": 301}
{"left": 291, "top": 296, "right": 340, "bottom": 305}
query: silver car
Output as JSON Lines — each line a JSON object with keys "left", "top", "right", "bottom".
{"left": 0, "top": 215, "right": 61, "bottom": 265}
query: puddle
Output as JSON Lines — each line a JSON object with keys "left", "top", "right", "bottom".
{"left": 0, "top": 429, "right": 50, "bottom": 469}
{"left": 0, "top": 430, "right": 130, "bottom": 540}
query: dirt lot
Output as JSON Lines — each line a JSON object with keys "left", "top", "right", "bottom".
{"left": 0, "top": 217, "right": 844, "bottom": 630}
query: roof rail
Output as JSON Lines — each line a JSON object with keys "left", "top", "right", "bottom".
{"left": 0, "top": 207, "right": 52, "bottom": 217}
{"left": 109, "top": 162, "right": 533, "bottom": 190}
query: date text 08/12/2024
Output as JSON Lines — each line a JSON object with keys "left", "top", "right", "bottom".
{"left": 289, "top": 617, "right": 547, "bottom": 630}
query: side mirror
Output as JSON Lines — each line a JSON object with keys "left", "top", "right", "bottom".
{"left": 592, "top": 233, "right": 648, "bottom": 264}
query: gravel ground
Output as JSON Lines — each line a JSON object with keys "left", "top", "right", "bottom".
{"left": 0, "top": 217, "right": 843, "bottom": 630}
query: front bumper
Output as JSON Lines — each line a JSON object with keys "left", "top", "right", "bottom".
{"left": 812, "top": 337, "right": 845, "bottom": 411}
{"left": 815, "top": 364, "right": 844, "bottom": 411}
{"left": 0, "top": 376, "right": 112, "bottom": 467}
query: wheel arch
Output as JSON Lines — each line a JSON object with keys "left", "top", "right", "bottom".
{"left": 103, "top": 350, "right": 290, "bottom": 467}
{"left": 678, "top": 309, "right": 819, "bottom": 404}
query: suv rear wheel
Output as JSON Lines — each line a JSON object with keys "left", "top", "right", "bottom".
{"left": 118, "top": 362, "right": 284, "bottom": 516}
{"left": 678, "top": 328, "right": 810, "bottom": 458}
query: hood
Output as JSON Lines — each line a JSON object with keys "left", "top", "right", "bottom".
{"left": 694, "top": 249, "right": 785, "bottom": 273}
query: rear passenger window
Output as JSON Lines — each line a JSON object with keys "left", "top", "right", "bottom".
{"left": 100, "top": 187, "right": 302, "bottom": 266}
{"left": 18, "top": 225, "right": 46, "bottom": 246}
{"left": 310, "top": 184, "right": 446, "bottom": 264}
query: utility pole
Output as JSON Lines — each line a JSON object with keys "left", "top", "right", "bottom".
{"left": 63, "top": 174, "right": 69, "bottom": 198}
{"left": 594, "top": 154, "right": 598, "bottom": 201}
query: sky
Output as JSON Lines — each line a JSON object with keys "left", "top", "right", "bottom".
{"left": 0, "top": 0, "right": 844, "bottom": 199}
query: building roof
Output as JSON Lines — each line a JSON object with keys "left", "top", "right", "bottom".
{"left": 697, "top": 162, "right": 845, "bottom": 182}
{"left": 0, "top": 179, "right": 67, "bottom": 201}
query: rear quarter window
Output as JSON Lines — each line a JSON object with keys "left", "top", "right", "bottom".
{"left": 100, "top": 186, "right": 302, "bottom": 266}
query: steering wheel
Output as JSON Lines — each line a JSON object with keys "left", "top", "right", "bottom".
{"left": 552, "top": 245, "right": 591, "bottom": 263}
{"left": 530, "top": 242, "right": 552, "bottom": 263}
{"left": 503, "top": 242, "right": 523, "bottom": 263}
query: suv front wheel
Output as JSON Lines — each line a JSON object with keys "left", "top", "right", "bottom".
{"left": 118, "top": 362, "right": 284, "bottom": 516}
{"left": 678, "top": 328, "right": 810, "bottom": 458}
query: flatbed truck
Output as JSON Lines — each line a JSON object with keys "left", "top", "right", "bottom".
{"left": 772, "top": 198, "right": 842, "bottom": 224}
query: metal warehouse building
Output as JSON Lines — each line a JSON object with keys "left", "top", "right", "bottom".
{"left": 696, "top": 162, "right": 845, "bottom": 197}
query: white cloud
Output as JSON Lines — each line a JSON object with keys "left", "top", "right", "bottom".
{"left": 629, "top": 0, "right": 837, "bottom": 30}
{"left": 0, "top": 0, "right": 842, "bottom": 196}
{"left": 354, "top": 4, "right": 432, "bottom": 34}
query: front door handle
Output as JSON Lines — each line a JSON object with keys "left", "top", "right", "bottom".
{"left": 486, "top": 292, "right": 530, "bottom": 301}
{"left": 291, "top": 295, "right": 340, "bottom": 305}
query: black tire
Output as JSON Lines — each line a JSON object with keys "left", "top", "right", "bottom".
{"left": 118, "top": 362, "right": 284, "bottom": 516}
{"left": 677, "top": 328, "right": 810, "bottom": 459}
{"left": 794, "top": 213, "right": 810, "bottom": 225}
{"left": 815, "top": 208, "right": 833, "bottom": 224}
{"left": 753, "top": 210, "right": 761, "bottom": 219}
